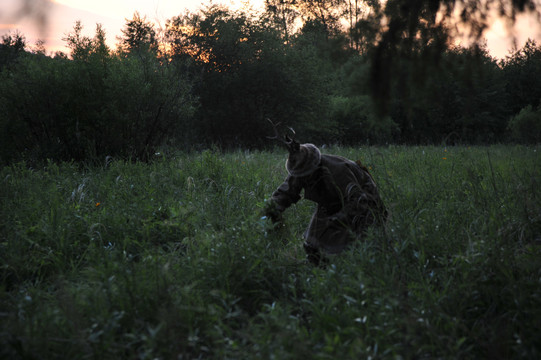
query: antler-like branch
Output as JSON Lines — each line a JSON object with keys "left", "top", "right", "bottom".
{"left": 266, "top": 118, "right": 299, "bottom": 153}
{"left": 266, "top": 118, "right": 286, "bottom": 143}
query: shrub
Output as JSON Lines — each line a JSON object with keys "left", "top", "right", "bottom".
{"left": 508, "top": 104, "right": 541, "bottom": 144}
{"left": 329, "top": 95, "right": 397, "bottom": 144}
{"left": 0, "top": 24, "right": 196, "bottom": 164}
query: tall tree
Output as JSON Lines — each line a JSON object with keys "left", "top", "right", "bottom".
{"left": 264, "top": 0, "right": 299, "bottom": 42}
{"left": 118, "top": 12, "right": 158, "bottom": 54}
{"left": 165, "top": 5, "right": 331, "bottom": 146}
{"left": 345, "top": 0, "right": 381, "bottom": 53}
{"left": 501, "top": 38, "right": 541, "bottom": 114}
{"left": 295, "top": 0, "right": 346, "bottom": 34}
{"left": 369, "top": 0, "right": 540, "bottom": 115}
{"left": 62, "top": 21, "right": 93, "bottom": 60}
{"left": 0, "top": 31, "right": 26, "bottom": 69}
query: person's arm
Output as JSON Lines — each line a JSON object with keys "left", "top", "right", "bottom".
{"left": 265, "top": 175, "right": 303, "bottom": 223}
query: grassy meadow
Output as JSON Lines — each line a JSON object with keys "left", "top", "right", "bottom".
{"left": 1, "top": 146, "right": 540, "bottom": 359}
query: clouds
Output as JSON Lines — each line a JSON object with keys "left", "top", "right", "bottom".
{"left": 1, "top": 0, "right": 539, "bottom": 58}
{"left": 0, "top": 0, "right": 120, "bottom": 53}
{"left": 484, "top": 12, "right": 541, "bottom": 58}
{"left": 0, "top": 0, "right": 261, "bottom": 54}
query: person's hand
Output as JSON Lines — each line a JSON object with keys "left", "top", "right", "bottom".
{"left": 263, "top": 200, "right": 283, "bottom": 224}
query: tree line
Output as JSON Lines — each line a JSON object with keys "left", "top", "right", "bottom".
{"left": 1, "top": 1, "right": 540, "bottom": 163}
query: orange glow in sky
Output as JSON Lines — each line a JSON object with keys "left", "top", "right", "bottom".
{"left": 0, "top": 0, "right": 539, "bottom": 58}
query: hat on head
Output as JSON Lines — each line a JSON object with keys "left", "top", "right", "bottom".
{"left": 286, "top": 143, "right": 321, "bottom": 177}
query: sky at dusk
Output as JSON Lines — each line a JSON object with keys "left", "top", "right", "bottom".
{"left": 1, "top": 0, "right": 540, "bottom": 59}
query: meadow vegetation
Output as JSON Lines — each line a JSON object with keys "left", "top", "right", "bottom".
{"left": 1, "top": 146, "right": 540, "bottom": 359}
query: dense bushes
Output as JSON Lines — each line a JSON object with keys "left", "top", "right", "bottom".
{"left": 329, "top": 95, "right": 398, "bottom": 143}
{"left": 0, "top": 24, "right": 195, "bottom": 163}
{"left": 508, "top": 104, "right": 541, "bottom": 143}
{"left": 1, "top": 5, "right": 541, "bottom": 164}
{"left": 165, "top": 6, "right": 335, "bottom": 147}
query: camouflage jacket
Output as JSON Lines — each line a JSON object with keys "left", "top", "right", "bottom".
{"left": 269, "top": 154, "right": 387, "bottom": 253}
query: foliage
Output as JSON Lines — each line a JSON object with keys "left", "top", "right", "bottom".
{"left": 508, "top": 103, "right": 541, "bottom": 143}
{"left": 329, "top": 94, "right": 397, "bottom": 144}
{"left": 2, "top": 1, "right": 541, "bottom": 165}
{"left": 0, "top": 23, "right": 195, "bottom": 164}
{"left": 117, "top": 12, "right": 158, "bottom": 54}
{"left": 165, "top": 5, "right": 332, "bottom": 147}
{"left": 501, "top": 38, "right": 541, "bottom": 114}
{"left": 0, "top": 31, "right": 26, "bottom": 70}
{"left": 387, "top": 44, "right": 510, "bottom": 144}
{"left": 366, "top": 0, "right": 540, "bottom": 114}
{"left": 1, "top": 146, "right": 540, "bottom": 359}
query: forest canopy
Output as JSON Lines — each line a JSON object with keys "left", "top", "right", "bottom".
{"left": 1, "top": 0, "right": 541, "bottom": 163}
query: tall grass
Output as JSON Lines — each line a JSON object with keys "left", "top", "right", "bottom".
{"left": 1, "top": 146, "right": 540, "bottom": 359}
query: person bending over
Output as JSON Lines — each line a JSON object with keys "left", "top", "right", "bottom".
{"left": 264, "top": 125, "right": 387, "bottom": 266}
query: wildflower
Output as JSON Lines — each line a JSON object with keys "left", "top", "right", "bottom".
{"left": 95, "top": 202, "right": 101, "bottom": 207}
{"left": 442, "top": 157, "right": 447, "bottom": 160}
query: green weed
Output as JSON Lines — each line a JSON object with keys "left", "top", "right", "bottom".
{"left": 1, "top": 146, "right": 540, "bottom": 359}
